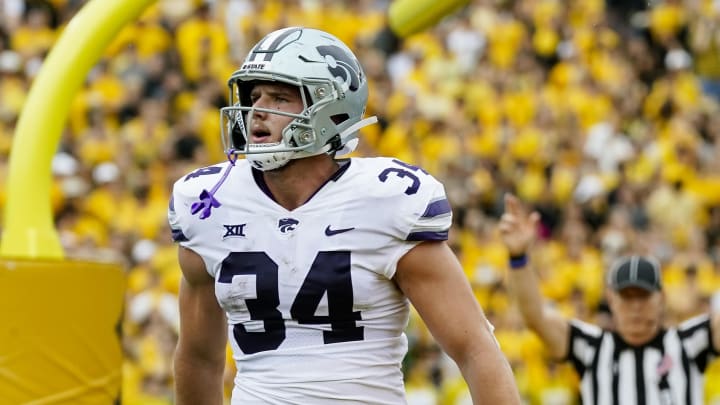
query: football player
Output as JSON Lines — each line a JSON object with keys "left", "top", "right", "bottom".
{"left": 168, "top": 27, "right": 520, "bottom": 404}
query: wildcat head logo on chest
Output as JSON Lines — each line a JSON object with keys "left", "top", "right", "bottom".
{"left": 278, "top": 218, "right": 299, "bottom": 234}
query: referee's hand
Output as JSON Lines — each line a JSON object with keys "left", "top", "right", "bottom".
{"left": 499, "top": 193, "right": 540, "bottom": 257}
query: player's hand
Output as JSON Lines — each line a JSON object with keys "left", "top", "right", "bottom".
{"left": 499, "top": 193, "right": 540, "bottom": 256}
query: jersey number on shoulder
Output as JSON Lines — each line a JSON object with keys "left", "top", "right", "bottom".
{"left": 219, "top": 251, "right": 363, "bottom": 354}
{"left": 184, "top": 166, "right": 222, "bottom": 181}
{"left": 377, "top": 159, "right": 428, "bottom": 195}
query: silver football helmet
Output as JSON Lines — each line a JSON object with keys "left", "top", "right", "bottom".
{"left": 220, "top": 27, "right": 377, "bottom": 171}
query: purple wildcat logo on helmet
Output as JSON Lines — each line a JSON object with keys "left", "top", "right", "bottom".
{"left": 316, "top": 44, "right": 362, "bottom": 92}
{"left": 278, "top": 218, "right": 299, "bottom": 233}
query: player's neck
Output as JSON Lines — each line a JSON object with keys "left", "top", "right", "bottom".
{"left": 262, "top": 155, "right": 340, "bottom": 211}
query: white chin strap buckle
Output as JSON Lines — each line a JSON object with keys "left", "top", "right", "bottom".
{"left": 336, "top": 116, "right": 378, "bottom": 156}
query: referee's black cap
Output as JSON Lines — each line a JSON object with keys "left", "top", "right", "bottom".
{"left": 608, "top": 255, "right": 662, "bottom": 292}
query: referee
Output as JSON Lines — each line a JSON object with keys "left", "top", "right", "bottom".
{"left": 499, "top": 194, "right": 720, "bottom": 405}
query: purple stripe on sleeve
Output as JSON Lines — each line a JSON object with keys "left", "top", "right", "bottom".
{"left": 421, "top": 198, "right": 451, "bottom": 218}
{"left": 171, "top": 228, "right": 188, "bottom": 242}
{"left": 406, "top": 230, "right": 449, "bottom": 241}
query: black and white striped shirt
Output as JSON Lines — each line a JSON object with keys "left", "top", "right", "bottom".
{"left": 567, "top": 314, "right": 718, "bottom": 405}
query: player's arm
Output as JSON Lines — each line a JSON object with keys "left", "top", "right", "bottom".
{"left": 394, "top": 240, "right": 521, "bottom": 404}
{"left": 174, "top": 246, "right": 227, "bottom": 405}
{"left": 499, "top": 193, "right": 569, "bottom": 359}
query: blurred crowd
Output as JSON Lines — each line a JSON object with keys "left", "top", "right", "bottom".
{"left": 2, "top": 0, "right": 720, "bottom": 404}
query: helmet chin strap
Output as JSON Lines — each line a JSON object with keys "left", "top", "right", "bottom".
{"left": 246, "top": 143, "right": 329, "bottom": 171}
{"left": 246, "top": 148, "right": 295, "bottom": 171}
{"left": 335, "top": 116, "right": 377, "bottom": 156}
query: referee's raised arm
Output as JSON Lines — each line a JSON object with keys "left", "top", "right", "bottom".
{"left": 499, "top": 193, "right": 720, "bottom": 405}
{"left": 499, "top": 193, "right": 570, "bottom": 360}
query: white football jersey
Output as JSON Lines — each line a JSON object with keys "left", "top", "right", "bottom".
{"left": 168, "top": 157, "right": 453, "bottom": 404}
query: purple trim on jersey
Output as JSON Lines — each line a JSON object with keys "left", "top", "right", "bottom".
{"left": 421, "top": 198, "right": 451, "bottom": 218}
{"left": 406, "top": 230, "right": 449, "bottom": 241}
{"left": 251, "top": 160, "right": 352, "bottom": 206}
{"left": 303, "top": 160, "right": 352, "bottom": 202}
{"left": 329, "top": 159, "right": 352, "bottom": 181}
{"left": 171, "top": 228, "right": 188, "bottom": 242}
{"left": 169, "top": 195, "right": 175, "bottom": 212}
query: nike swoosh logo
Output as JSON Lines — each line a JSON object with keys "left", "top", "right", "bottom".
{"left": 325, "top": 225, "right": 355, "bottom": 236}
